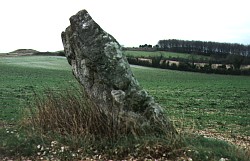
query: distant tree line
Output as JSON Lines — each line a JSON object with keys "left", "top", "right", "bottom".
{"left": 158, "top": 39, "right": 250, "bottom": 57}
{"left": 34, "top": 51, "right": 65, "bottom": 56}
{"left": 139, "top": 44, "right": 153, "bottom": 48}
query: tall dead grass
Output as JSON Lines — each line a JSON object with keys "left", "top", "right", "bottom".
{"left": 29, "top": 88, "right": 175, "bottom": 140}
{"left": 26, "top": 88, "right": 183, "bottom": 159}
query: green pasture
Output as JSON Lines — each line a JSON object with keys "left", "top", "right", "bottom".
{"left": 0, "top": 56, "right": 250, "bottom": 159}
{"left": 1, "top": 56, "right": 249, "bottom": 136}
{"left": 132, "top": 65, "right": 250, "bottom": 136}
{"left": 124, "top": 50, "right": 210, "bottom": 60}
{"left": 0, "top": 56, "right": 77, "bottom": 122}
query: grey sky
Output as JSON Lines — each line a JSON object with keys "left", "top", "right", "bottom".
{"left": 0, "top": 0, "right": 250, "bottom": 53}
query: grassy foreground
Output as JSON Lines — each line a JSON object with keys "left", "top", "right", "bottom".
{"left": 0, "top": 56, "right": 249, "bottom": 160}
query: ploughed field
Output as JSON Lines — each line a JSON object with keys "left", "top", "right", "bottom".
{"left": 0, "top": 56, "right": 250, "bottom": 147}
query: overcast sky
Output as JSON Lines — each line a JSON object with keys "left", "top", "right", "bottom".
{"left": 0, "top": 0, "right": 250, "bottom": 53}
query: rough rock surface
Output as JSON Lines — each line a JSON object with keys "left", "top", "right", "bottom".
{"left": 61, "top": 10, "right": 173, "bottom": 130}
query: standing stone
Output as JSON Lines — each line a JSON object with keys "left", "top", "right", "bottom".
{"left": 61, "top": 9, "right": 175, "bottom": 133}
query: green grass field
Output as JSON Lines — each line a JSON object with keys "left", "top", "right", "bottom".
{"left": 1, "top": 56, "right": 249, "bottom": 135}
{"left": 132, "top": 66, "right": 250, "bottom": 136}
{"left": 0, "top": 56, "right": 250, "bottom": 159}
{"left": 0, "top": 56, "right": 77, "bottom": 122}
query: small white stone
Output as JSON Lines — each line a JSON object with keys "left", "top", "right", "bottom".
{"left": 82, "top": 23, "right": 88, "bottom": 29}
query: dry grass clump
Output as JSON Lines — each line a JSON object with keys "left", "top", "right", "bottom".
{"left": 31, "top": 88, "right": 114, "bottom": 138}
{"left": 27, "top": 88, "right": 182, "bottom": 160}
{"left": 30, "top": 88, "right": 164, "bottom": 139}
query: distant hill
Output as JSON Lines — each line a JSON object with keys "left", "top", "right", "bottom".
{"left": 10, "top": 49, "right": 39, "bottom": 54}
{"left": 0, "top": 49, "right": 65, "bottom": 57}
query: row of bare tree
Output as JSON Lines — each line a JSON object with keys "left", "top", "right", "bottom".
{"left": 157, "top": 39, "right": 250, "bottom": 57}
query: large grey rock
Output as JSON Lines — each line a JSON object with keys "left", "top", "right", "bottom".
{"left": 61, "top": 10, "right": 174, "bottom": 131}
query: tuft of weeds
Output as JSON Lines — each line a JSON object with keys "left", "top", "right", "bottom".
{"left": 29, "top": 88, "right": 176, "bottom": 139}
{"left": 24, "top": 87, "right": 183, "bottom": 160}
